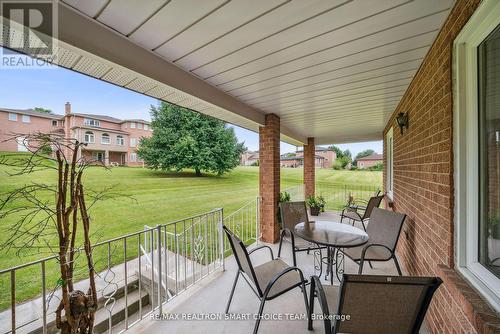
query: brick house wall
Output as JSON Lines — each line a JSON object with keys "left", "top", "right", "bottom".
{"left": 122, "top": 121, "right": 152, "bottom": 166}
{"left": 383, "top": 0, "right": 499, "bottom": 332}
{"left": 357, "top": 159, "right": 380, "bottom": 169}
{"left": 0, "top": 110, "right": 64, "bottom": 151}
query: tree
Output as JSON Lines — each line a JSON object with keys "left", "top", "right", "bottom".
{"left": 33, "top": 107, "right": 52, "bottom": 114}
{"left": 354, "top": 149, "right": 376, "bottom": 166}
{"left": 0, "top": 133, "right": 119, "bottom": 333}
{"left": 138, "top": 102, "right": 245, "bottom": 176}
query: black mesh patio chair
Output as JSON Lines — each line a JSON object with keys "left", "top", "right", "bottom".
{"left": 344, "top": 189, "right": 381, "bottom": 212}
{"left": 340, "top": 194, "right": 384, "bottom": 231}
{"left": 278, "top": 201, "right": 324, "bottom": 266}
{"left": 308, "top": 274, "right": 442, "bottom": 334}
{"left": 341, "top": 207, "right": 406, "bottom": 275}
{"left": 223, "top": 225, "right": 309, "bottom": 334}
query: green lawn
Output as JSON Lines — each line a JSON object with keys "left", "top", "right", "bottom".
{"left": 0, "top": 153, "right": 381, "bottom": 308}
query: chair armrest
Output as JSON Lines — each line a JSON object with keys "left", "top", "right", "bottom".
{"left": 360, "top": 243, "right": 393, "bottom": 261}
{"left": 263, "top": 266, "right": 306, "bottom": 298}
{"left": 248, "top": 245, "right": 274, "bottom": 260}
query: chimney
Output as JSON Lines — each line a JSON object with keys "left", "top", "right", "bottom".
{"left": 65, "top": 102, "right": 71, "bottom": 115}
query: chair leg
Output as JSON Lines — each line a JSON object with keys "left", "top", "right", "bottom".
{"left": 225, "top": 272, "right": 240, "bottom": 313}
{"left": 368, "top": 261, "right": 373, "bottom": 269}
{"left": 277, "top": 231, "right": 284, "bottom": 258}
{"left": 358, "top": 259, "right": 364, "bottom": 275}
{"left": 253, "top": 298, "right": 267, "bottom": 334}
{"left": 308, "top": 279, "right": 316, "bottom": 330}
{"left": 394, "top": 256, "right": 403, "bottom": 276}
{"left": 360, "top": 220, "right": 367, "bottom": 232}
{"left": 301, "top": 280, "right": 310, "bottom": 330}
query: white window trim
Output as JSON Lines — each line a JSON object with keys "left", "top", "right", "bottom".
{"left": 8, "top": 113, "right": 17, "bottom": 121}
{"left": 22, "top": 115, "right": 30, "bottom": 123}
{"left": 453, "top": 0, "right": 500, "bottom": 312}
{"left": 130, "top": 122, "right": 136, "bottom": 129}
{"left": 84, "top": 131, "right": 95, "bottom": 144}
{"left": 101, "top": 133, "right": 110, "bottom": 145}
{"left": 130, "top": 138, "right": 137, "bottom": 148}
{"left": 116, "top": 135, "right": 124, "bottom": 146}
{"left": 385, "top": 127, "right": 394, "bottom": 200}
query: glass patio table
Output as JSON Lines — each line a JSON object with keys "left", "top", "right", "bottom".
{"left": 294, "top": 221, "right": 369, "bottom": 284}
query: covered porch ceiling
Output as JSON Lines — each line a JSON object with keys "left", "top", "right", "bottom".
{"left": 3, "top": 0, "right": 454, "bottom": 145}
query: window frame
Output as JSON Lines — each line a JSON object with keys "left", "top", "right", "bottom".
{"left": 84, "top": 118, "right": 100, "bottom": 127}
{"left": 144, "top": 124, "right": 149, "bottom": 131}
{"left": 453, "top": 0, "right": 500, "bottom": 311}
{"left": 385, "top": 127, "right": 394, "bottom": 199}
{"left": 130, "top": 152, "right": 137, "bottom": 162}
{"left": 22, "top": 115, "right": 30, "bottom": 123}
{"left": 101, "top": 133, "right": 110, "bottom": 145}
{"left": 52, "top": 120, "right": 57, "bottom": 126}
{"left": 137, "top": 123, "right": 143, "bottom": 129}
{"left": 130, "top": 138, "right": 137, "bottom": 148}
{"left": 130, "top": 122, "right": 136, "bottom": 129}
{"left": 116, "top": 135, "right": 124, "bottom": 146}
{"left": 8, "top": 113, "right": 17, "bottom": 121}
{"left": 84, "top": 131, "right": 95, "bottom": 144}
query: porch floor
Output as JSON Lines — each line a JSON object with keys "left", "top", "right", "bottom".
{"left": 128, "top": 212, "right": 430, "bottom": 334}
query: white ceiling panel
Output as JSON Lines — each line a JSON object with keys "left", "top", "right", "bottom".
{"left": 173, "top": 0, "right": 350, "bottom": 70}
{"left": 97, "top": 0, "right": 168, "bottom": 35}
{"left": 129, "top": 0, "right": 228, "bottom": 50}
{"left": 199, "top": 3, "right": 450, "bottom": 84}
{"left": 36, "top": 0, "right": 456, "bottom": 144}
{"left": 63, "top": 0, "right": 108, "bottom": 18}
{"left": 155, "top": 0, "right": 286, "bottom": 62}
{"left": 217, "top": 30, "right": 435, "bottom": 93}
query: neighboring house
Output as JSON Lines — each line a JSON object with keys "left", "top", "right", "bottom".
{"left": 356, "top": 153, "right": 383, "bottom": 169}
{"left": 0, "top": 102, "right": 152, "bottom": 166}
{"left": 240, "top": 150, "right": 259, "bottom": 166}
{"left": 280, "top": 154, "right": 326, "bottom": 168}
{"left": 294, "top": 146, "right": 336, "bottom": 168}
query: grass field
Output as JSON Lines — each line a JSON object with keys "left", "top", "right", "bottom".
{"left": 0, "top": 152, "right": 381, "bottom": 308}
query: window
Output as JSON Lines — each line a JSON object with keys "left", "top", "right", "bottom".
{"left": 130, "top": 122, "right": 136, "bottom": 129}
{"left": 144, "top": 124, "right": 149, "bottom": 131}
{"left": 386, "top": 127, "right": 394, "bottom": 199}
{"left": 84, "top": 118, "right": 100, "bottom": 127}
{"left": 101, "top": 133, "right": 110, "bottom": 144}
{"left": 84, "top": 131, "right": 95, "bottom": 144}
{"left": 130, "top": 153, "right": 137, "bottom": 162}
{"left": 8, "top": 113, "right": 17, "bottom": 121}
{"left": 454, "top": 0, "right": 500, "bottom": 311}
{"left": 92, "top": 151, "right": 105, "bottom": 163}
{"left": 130, "top": 138, "right": 137, "bottom": 148}
{"left": 52, "top": 120, "right": 57, "bottom": 126}
{"left": 116, "top": 135, "right": 124, "bottom": 145}
{"left": 22, "top": 115, "right": 30, "bottom": 123}
{"left": 137, "top": 123, "right": 143, "bottom": 129}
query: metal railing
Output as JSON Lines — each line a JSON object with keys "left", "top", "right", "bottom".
{"left": 222, "top": 197, "right": 260, "bottom": 254}
{"left": 0, "top": 209, "right": 225, "bottom": 334}
{"left": 283, "top": 183, "right": 380, "bottom": 211}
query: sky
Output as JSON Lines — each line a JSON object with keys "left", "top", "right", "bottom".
{"left": 0, "top": 51, "right": 382, "bottom": 156}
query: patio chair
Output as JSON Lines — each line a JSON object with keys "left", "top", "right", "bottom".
{"left": 223, "top": 225, "right": 309, "bottom": 334}
{"left": 341, "top": 207, "right": 406, "bottom": 275}
{"left": 308, "top": 274, "right": 442, "bottom": 334}
{"left": 278, "top": 201, "right": 324, "bottom": 266}
{"left": 344, "top": 189, "right": 381, "bottom": 212}
{"left": 340, "top": 194, "right": 384, "bottom": 231}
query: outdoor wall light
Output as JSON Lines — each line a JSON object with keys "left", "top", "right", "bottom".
{"left": 396, "top": 112, "right": 409, "bottom": 135}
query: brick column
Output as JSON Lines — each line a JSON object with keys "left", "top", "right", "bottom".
{"left": 259, "top": 114, "right": 280, "bottom": 243}
{"left": 304, "top": 137, "right": 315, "bottom": 198}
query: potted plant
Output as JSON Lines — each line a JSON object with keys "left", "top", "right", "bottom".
{"left": 307, "top": 195, "right": 326, "bottom": 216}
{"left": 278, "top": 191, "right": 291, "bottom": 225}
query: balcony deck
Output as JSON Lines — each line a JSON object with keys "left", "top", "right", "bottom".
{"left": 127, "top": 212, "right": 429, "bottom": 334}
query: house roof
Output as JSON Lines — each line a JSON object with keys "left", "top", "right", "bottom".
{"left": 0, "top": 108, "right": 64, "bottom": 120}
{"left": 70, "top": 113, "right": 124, "bottom": 123}
{"left": 72, "top": 125, "right": 130, "bottom": 135}
{"left": 357, "top": 153, "right": 383, "bottom": 161}
{"left": 295, "top": 146, "right": 332, "bottom": 153}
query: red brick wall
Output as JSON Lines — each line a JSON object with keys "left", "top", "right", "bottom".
{"left": 382, "top": 0, "right": 500, "bottom": 332}
{"left": 304, "top": 138, "right": 315, "bottom": 198}
{"left": 259, "top": 114, "right": 280, "bottom": 243}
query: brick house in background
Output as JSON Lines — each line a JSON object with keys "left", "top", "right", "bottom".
{"left": 294, "top": 146, "right": 336, "bottom": 168}
{"left": 0, "top": 102, "right": 152, "bottom": 166}
{"left": 280, "top": 154, "right": 326, "bottom": 168}
{"left": 357, "top": 153, "right": 383, "bottom": 169}
{"left": 240, "top": 150, "right": 259, "bottom": 166}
